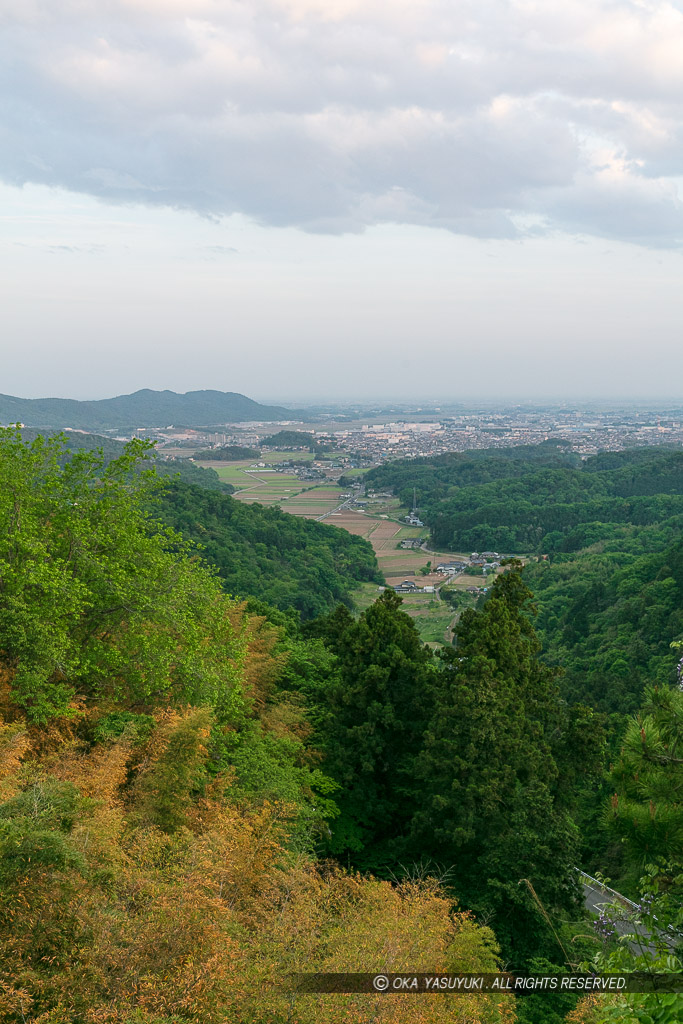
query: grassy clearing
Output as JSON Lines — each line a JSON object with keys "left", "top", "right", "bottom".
{"left": 395, "top": 525, "right": 428, "bottom": 542}
{"left": 395, "top": 592, "right": 455, "bottom": 645}
{"left": 417, "top": 612, "right": 456, "bottom": 645}
{"left": 360, "top": 498, "right": 403, "bottom": 517}
{"left": 350, "top": 581, "right": 385, "bottom": 613}
{"left": 448, "top": 574, "right": 494, "bottom": 588}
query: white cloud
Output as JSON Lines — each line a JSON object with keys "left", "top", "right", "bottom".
{"left": 2, "top": 0, "right": 683, "bottom": 243}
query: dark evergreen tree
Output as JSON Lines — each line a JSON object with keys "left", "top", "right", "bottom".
{"left": 313, "top": 591, "right": 436, "bottom": 871}
{"left": 410, "top": 568, "right": 585, "bottom": 965}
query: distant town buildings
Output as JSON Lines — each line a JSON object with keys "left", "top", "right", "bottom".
{"left": 80, "top": 407, "right": 683, "bottom": 478}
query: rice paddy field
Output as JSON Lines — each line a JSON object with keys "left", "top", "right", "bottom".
{"left": 195, "top": 454, "right": 491, "bottom": 645}
{"left": 195, "top": 459, "right": 346, "bottom": 517}
{"left": 320, "top": 508, "right": 497, "bottom": 644}
{"left": 322, "top": 510, "right": 471, "bottom": 586}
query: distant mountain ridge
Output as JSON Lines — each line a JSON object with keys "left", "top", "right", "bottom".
{"left": 0, "top": 389, "right": 294, "bottom": 430}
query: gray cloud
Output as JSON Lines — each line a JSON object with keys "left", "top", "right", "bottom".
{"left": 2, "top": 0, "right": 683, "bottom": 244}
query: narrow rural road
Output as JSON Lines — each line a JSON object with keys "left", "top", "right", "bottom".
{"left": 579, "top": 871, "right": 657, "bottom": 956}
{"left": 315, "top": 496, "right": 354, "bottom": 521}
{"left": 316, "top": 481, "right": 365, "bottom": 521}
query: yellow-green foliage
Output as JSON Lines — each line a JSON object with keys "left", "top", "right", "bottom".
{"left": 0, "top": 710, "right": 516, "bottom": 1024}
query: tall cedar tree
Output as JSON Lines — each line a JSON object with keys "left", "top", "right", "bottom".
{"left": 310, "top": 593, "right": 435, "bottom": 871}
{"left": 410, "top": 568, "right": 583, "bottom": 966}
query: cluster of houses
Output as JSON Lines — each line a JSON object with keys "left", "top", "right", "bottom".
{"left": 384, "top": 550, "right": 503, "bottom": 598}
{"left": 391, "top": 580, "right": 435, "bottom": 594}
{"left": 473, "top": 550, "right": 501, "bottom": 564}
{"left": 435, "top": 560, "right": 468, "bottom": 575}
{"left": 389, "top": 579, "right": 487, "bottom": 597}
{"left": 436, "top": 552, "right": 502, "bottom": 576}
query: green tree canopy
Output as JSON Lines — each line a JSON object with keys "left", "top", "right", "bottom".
{"left": 309, "top": 591, "right": 436, "bottom": 869}
{"left": 410, "top": 568, "right": 588, "bottom": 965}
{"left": 0, "top": 428, "right": 245, "bottom": 723}
{"left": 606, "top": 677, "right": 683, "bottom": 874}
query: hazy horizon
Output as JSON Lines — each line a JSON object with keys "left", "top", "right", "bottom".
{"left": 4, "top": 384, "right": 683, "bottom": 411}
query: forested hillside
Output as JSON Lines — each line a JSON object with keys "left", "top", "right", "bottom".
{"left": 358, "top": 441, "right": 581, "bottom": 509}
{"left": 366, "top": 445, "right": 683, "bottom": 714}
{"left": 155, "top": 482, "right": 382, "bottom": 618}
{"left": 526, "top": 533, "right": 683, "bottom": 713}
{"left": 0, "top": 428, "right": 521, "bottom": 1023}
{"left": 21, "top": 427, "right": 234, "bottom": 493}
{"left": 0, "top": 388, "right": 293, "bottom": 429}
{"left": 365, "top": 444, "right": 683, "bottom": 554}
{"left": 0, "top": 429, "right": 680, "bottom": 1024}
{"left": 14, "top": 429, "right": 381, "bottom": 620}
{"left": 0, "top": 428, "right": 515, "bottom": 1023}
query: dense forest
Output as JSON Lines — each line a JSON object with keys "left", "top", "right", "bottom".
{"left": 155, "top": 481, "right": 382, "bottom": 618}
{"left": 366, "top": 445, "right": 683, "bottom": 717}
{"left": 0, "top": 429, "right": 681, "bottom": 1023}
{"left": 364, "top": 444, "right": 683, "bottom": 554}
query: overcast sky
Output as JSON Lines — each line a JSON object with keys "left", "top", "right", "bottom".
{"left": 2, "top": 0, "right": 683, "bottom": 402}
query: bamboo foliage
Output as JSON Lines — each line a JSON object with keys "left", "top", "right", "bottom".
{"left": 0, "top": 713, "right": 516, "bottom": 1024}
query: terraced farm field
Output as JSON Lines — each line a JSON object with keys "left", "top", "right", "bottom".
{"left": 281, "top": 486, "right": 346, "bottom": 517}
{"left": 195, "top": 459, "right": 345, "bottom": 517}
{"left": 194, "top": 458, "right": 485, "bottom": 645}
{"left": 323, "top": 511, "right": 470, "bottom": 586}
{"left": 323, "top": 513, "right": 410, "bottom": 581}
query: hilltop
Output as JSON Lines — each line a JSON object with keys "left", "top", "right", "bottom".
{"left": 0, "top": 388, "right": 294, "bottom": 430}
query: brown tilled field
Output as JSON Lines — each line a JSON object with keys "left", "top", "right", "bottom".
{"left": 324, "top": 513, "right": 458, "bottom": 585}
{"left": 322, "top": 511, "right": 375, "bottom": 535}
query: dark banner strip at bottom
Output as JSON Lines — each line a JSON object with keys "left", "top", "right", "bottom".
{"left": 293, "top": 973, "right": 683, "bottom": 995}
